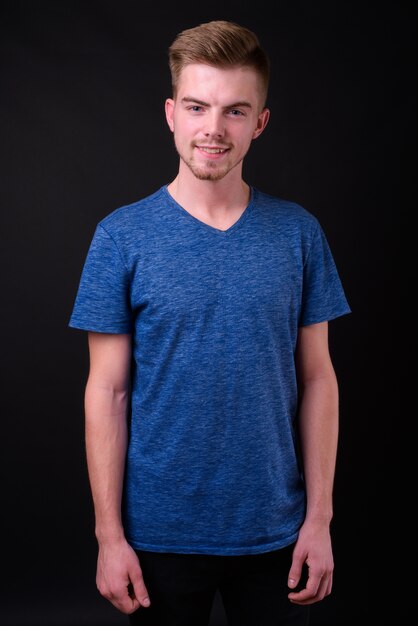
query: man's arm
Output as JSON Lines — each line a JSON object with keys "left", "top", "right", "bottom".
{"left": 84, "top": 331, "right": 150, "bottom": 614}
{"left": 288, "top": 320, "right": 339, "bottom": 605}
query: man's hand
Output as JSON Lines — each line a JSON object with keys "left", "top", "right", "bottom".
{"left": 287, "top": 521, "right": 334, "bottom": 605}
{"left": 96, "top": 537, "right": 151, "bottom": 614}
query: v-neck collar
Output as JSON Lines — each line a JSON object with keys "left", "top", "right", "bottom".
{"left": 162, "top": 185, "right": 256, "bottom": 237}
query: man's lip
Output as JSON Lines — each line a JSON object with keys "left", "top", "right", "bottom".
{"left": 195, "top": 145, "right": 230, "bottom": 150}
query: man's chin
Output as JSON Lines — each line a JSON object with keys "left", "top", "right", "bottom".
{"left": 189, "top": 164, "right": 229, "bottom": 182}
{"left": 179, "top": 153, "right": 231, "bottom": 181}
{"left": 193, "top": 172, "right": 226, "bottom": 181}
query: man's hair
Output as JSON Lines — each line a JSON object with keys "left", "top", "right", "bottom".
{"left": 168, "top": 20, "right": 270, "bottom": 107}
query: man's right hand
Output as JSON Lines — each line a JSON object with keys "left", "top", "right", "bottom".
{"left": 96, "top": 537, "right": 151, "bottom": 614}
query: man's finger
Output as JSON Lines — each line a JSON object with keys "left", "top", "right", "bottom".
{"left": 130, "top": 573, "right": 151, "bottom": 607}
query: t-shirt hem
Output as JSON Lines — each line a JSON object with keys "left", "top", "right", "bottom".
{"left": 68, "top": 319, "right": 132, "bottom": 334}
{"left": 126, "top": 531, "right": 300, "bottom": 556}
{"left": 299, "top": 305, "right": 351, "bottom": 328}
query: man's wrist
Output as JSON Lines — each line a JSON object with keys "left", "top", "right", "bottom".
{"left": 95, "top": 526, "right": 126, "bottom": 544}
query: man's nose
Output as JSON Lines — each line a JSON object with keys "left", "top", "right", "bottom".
{"left": 204, "top": 111, "right": 225, "bottom": 138}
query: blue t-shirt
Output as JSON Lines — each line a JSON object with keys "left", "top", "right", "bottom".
{"left": 69, "top": 185, "right": 351, "bottom": 555}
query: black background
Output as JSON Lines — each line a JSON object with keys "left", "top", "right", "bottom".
{"left": 0, "top": 1, "right": 415, "bottom": 624}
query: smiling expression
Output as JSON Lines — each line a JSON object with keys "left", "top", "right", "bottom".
{"left": 165, "top": 64, "right": 270, "bottom": 182}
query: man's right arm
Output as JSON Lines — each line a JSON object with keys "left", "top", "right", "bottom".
{"left": 84, "top": 331, "right": 150, "bottom": 614}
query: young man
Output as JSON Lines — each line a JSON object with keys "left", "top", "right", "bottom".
{"left": 69, "top": 20, "right": 351, "bottom": 626}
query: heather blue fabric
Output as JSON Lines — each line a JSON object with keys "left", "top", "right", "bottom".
{"left": 69, "top": 185, "right": 351, "bottom": 555}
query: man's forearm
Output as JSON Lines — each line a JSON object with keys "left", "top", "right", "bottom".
{"left": 297, "top": 371, "right": 339, "bottom": 524}
{"left": 84, "top": 381, "right": 129, "bottom": 542}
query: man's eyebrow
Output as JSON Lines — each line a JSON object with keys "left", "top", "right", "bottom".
{"left": 181, "top": 96, "right": 253, "bottom": 109}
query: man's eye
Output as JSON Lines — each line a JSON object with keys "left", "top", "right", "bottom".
{"left": 190, "top": 105, "right": 202, "bottom": 112}
{"left": 229, "top": 109, "right": 244, "bottom": 116}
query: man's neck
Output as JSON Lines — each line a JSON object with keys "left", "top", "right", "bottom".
{"left": 167, "top": 171, "right": 250, "bottom": 218}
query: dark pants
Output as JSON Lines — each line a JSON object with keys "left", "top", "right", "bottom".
{"left": 128, "top": 543, "right": 310, "bottom": 626}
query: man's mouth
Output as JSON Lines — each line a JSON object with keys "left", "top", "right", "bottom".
{"left": 197, "top": 146, "right": 229, "bottom": 154}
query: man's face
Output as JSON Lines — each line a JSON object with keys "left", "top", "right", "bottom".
{"left": 165, "top": 64, "right": 270, "bottom": 182}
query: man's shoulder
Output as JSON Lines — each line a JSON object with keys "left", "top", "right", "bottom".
{"left": 253, "top": 188, "right": 319, "bottom": 230}
{"left": 98, "top": 186, "right": 166, "bottom": 233}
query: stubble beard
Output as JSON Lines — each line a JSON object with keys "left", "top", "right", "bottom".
{"left": 175, "top": 139, "right": 243, "bottom": 182}
{"left": 180, "top": 154, "right": 230, "bottom": 181}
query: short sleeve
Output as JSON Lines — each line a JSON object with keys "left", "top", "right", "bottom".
{"left": 299, "top": 222, "right": 351, "bottom": 326}
{"left": 68, "top": 224, "right": 133, "bottom": 333}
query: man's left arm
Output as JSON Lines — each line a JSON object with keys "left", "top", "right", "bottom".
{"left": 288, "top": 320, "right": 339, "bottom": 605}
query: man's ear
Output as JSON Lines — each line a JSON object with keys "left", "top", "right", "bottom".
{"left": 252, "top": 107, "right": 270, "bottom": 139}
{"left": 165, "top": 98, "right": 175, "bottom": 132}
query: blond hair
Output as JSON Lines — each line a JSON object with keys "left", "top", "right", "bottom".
{"left": 168, "top": 20, "right": 270, "bottom": 107}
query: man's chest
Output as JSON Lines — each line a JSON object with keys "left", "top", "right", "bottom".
{"left": 128, "top": 232, "right": 303, "bottom": 324}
